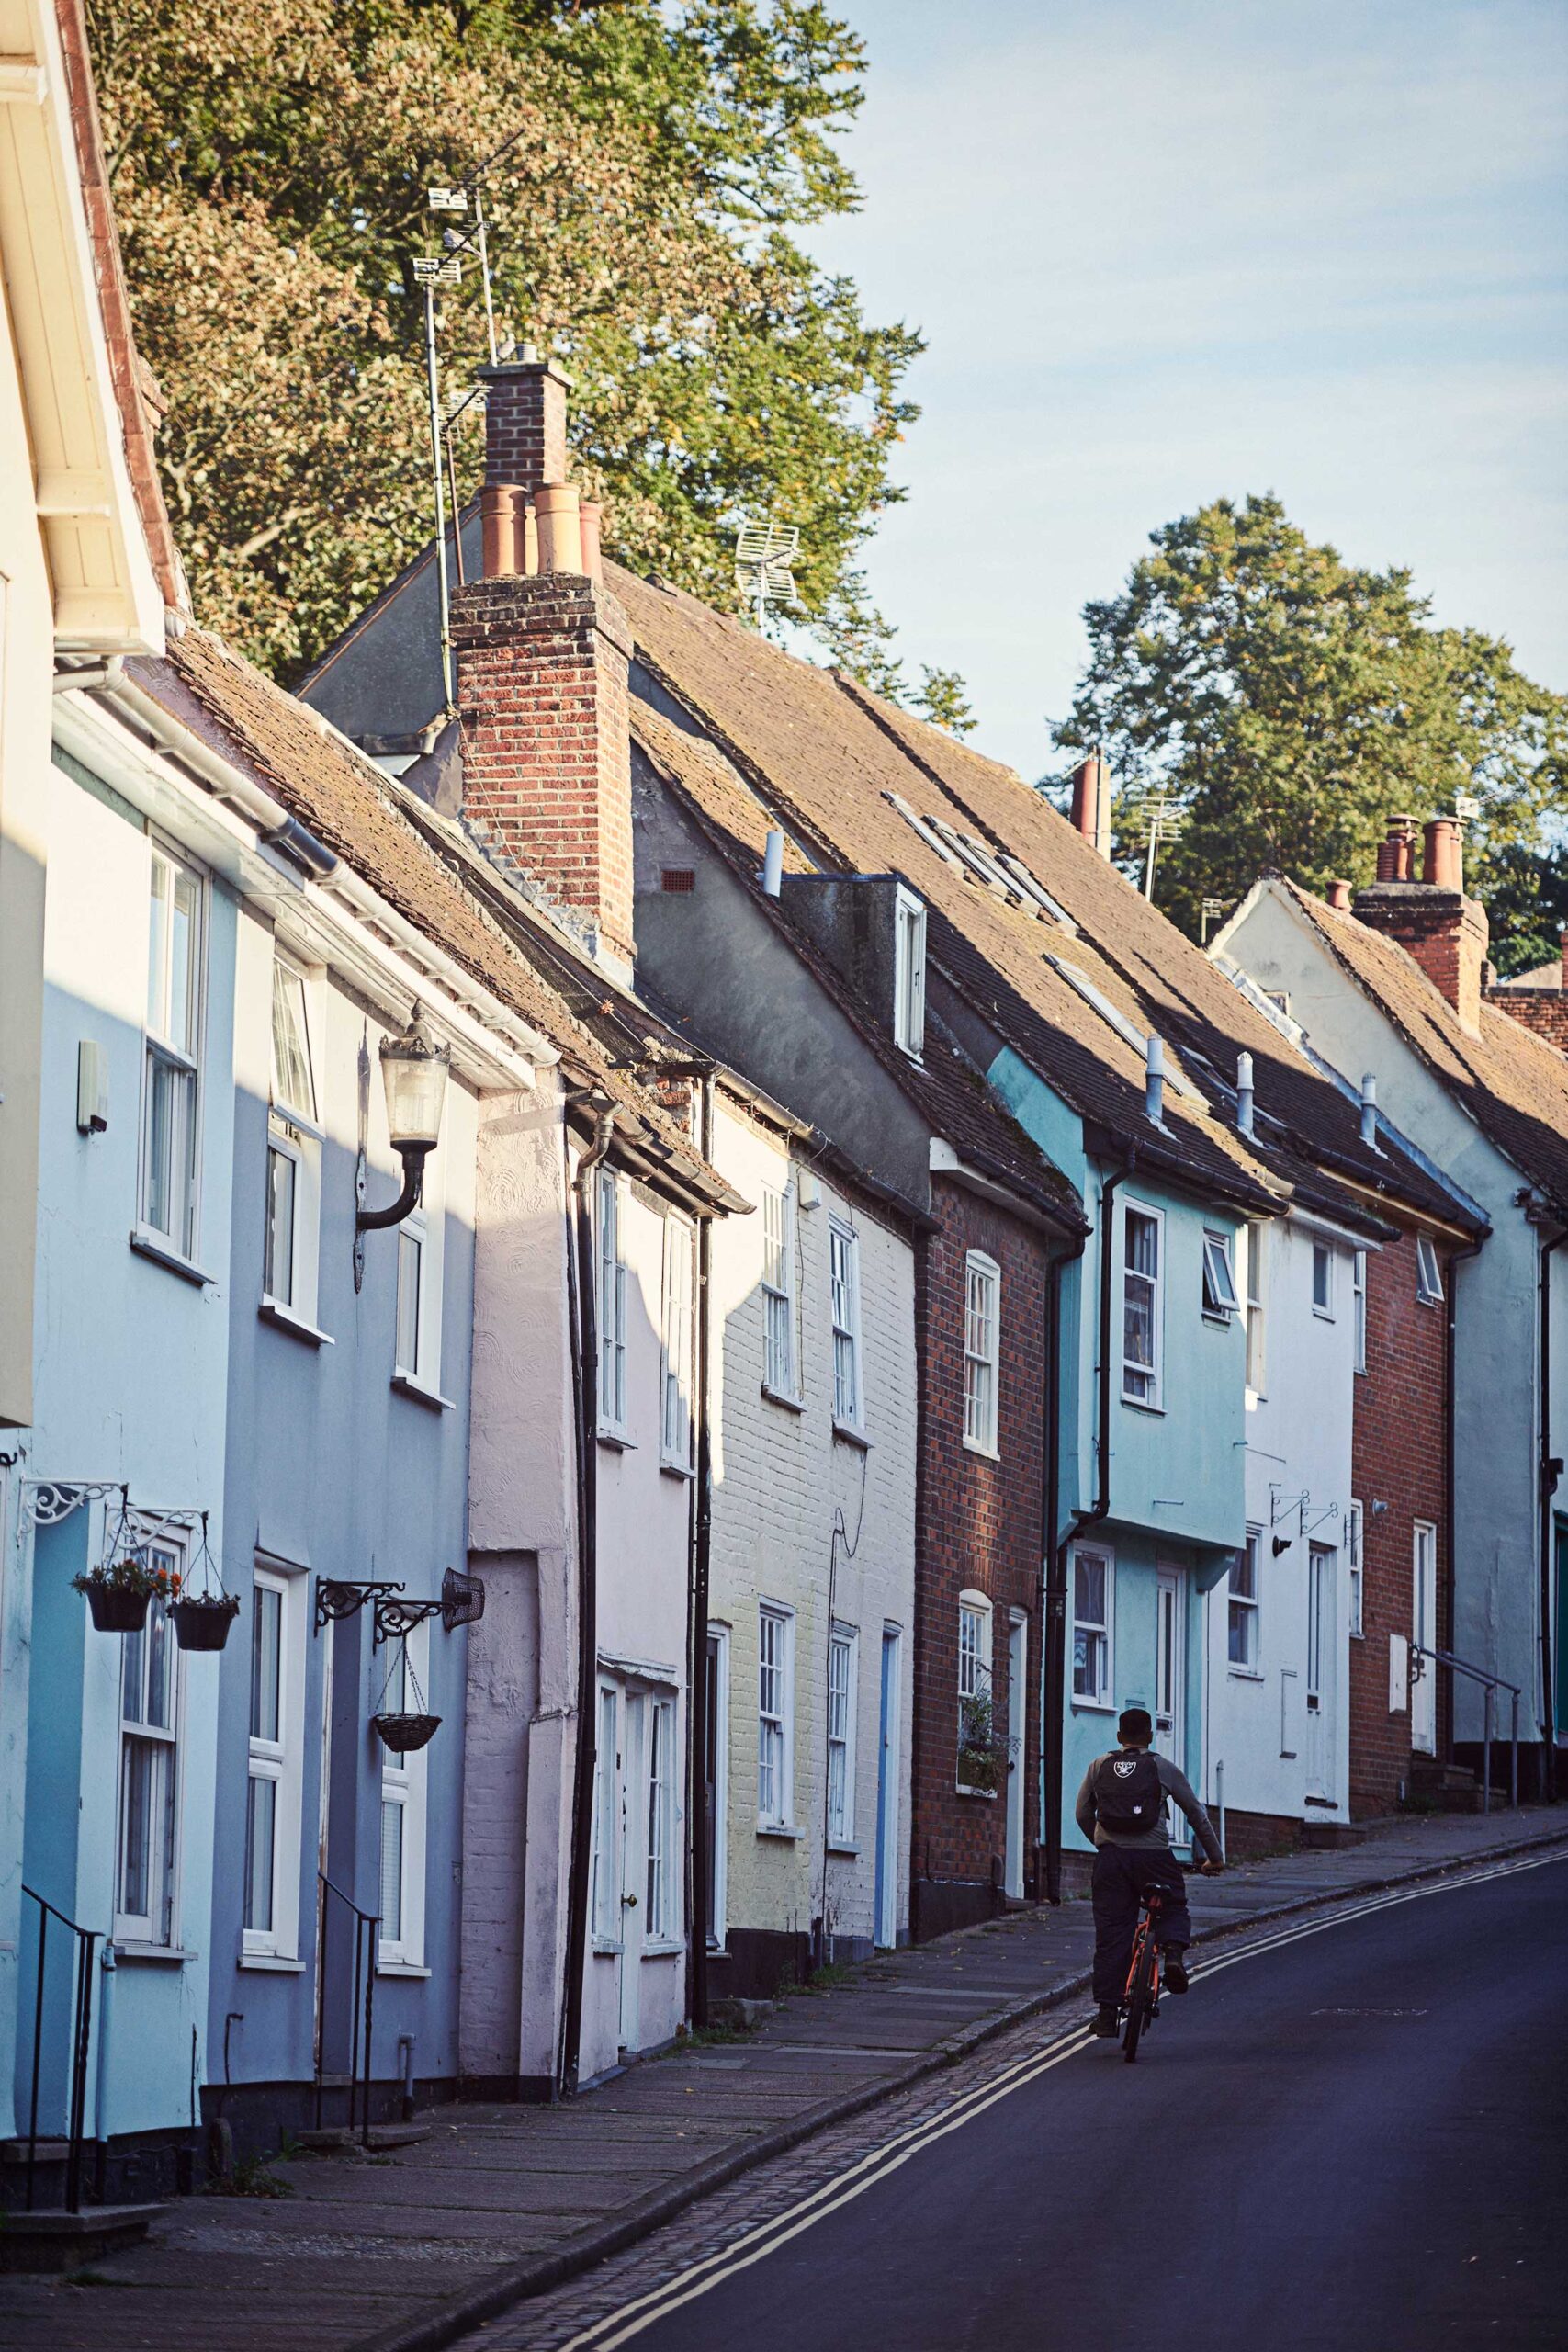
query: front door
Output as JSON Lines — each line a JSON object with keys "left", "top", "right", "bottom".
{"left": 617, "top": 1694, "right": 647, "bottom": 2053}
{"left": 704, "top": 1634, "right": 728, "bottom": 1950}
{"left": 1155, "top": 1568, "right": 1186, "bottom": 1843}
{"left": 1306, "top": 1544, "right": 1337, "bottom": 1798}
{"left": 874, "top": 1629, "right": 901, "bottom": 1949}
{"left": 1411, "top": 1522, "right": 1438, "bottom": 1756}
{"left": 1005, "top": 1615, "right": 1026, "bottom": 1900}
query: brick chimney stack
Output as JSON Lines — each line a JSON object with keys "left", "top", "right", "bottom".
{"left": 1352, "top": 812, "right": 1489, "bottom": 1035}
{"left": 1069, "top": 752, "right": 1112, "bottom": 858}
{"left": 450, "top": 353, "right": 632, "bottom": 972}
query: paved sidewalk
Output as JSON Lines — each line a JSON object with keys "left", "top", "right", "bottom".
{"left": 4, "top": 1807, "right": 1562, "bottom": 2352}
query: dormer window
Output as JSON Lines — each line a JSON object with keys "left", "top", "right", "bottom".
{"left": 894, "top": 886, "right": 927, "bottom": 1059}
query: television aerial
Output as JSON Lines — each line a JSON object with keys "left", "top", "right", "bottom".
{"left": 734, "top": 517, "right": 800, "bottom": 633}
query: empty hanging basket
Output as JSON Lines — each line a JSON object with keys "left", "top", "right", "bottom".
{"left": 373, "top": 1711, "right": 441, "bottom": 1754}
{"left": 171, "top": 1593, "right": 241, "bottom": 1652}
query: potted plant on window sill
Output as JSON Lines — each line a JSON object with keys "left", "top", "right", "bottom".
{"left": 73, "top": 1550, "right": 178, "bottom": 1634}
{"left": 168, "top": 1513, "right": 241, "bottom": 1651}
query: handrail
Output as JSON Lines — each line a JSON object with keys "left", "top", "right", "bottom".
{"left": 315, "top": 1871, "right": 381, "bottom": 2149}
{"left": 21, "top": 1885, "right": 100, "bottom": 2215}
{"left": 1411, "top": 1644, "right": 1519, "bottom": 1813}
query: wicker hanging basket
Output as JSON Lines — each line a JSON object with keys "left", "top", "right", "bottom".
{"left": 372, "top": 1712, "right": 441, "bottom": 1754}
{"left": 84, "top": 1581, "right": 151, "bottom": 1634}
{"left": 171, "top": 1594, "right": 241, "bottom": 1652}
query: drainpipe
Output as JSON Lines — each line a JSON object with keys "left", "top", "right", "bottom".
{"left": 558, "top": 1093, "right": 615, "bottom": 2098}
{"left": 1038, "top": 1233, "right": 1086, "bottom": 1905}
{"left": 687, "top": 1076, "right": 716, "bottom": 2030}
{"left": 1075, "top": 1154, "right": 1135, "bottom": 1538}
{"left": 1442, "top": 1234, "right": 1483, "bottom": 1772}
{"left": 1540, "top": 1229, "right": 1565, "bottom": 1803}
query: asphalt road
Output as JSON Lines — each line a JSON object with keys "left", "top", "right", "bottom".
{"left": 560, "top": 1852, "right": 1568, "bottom": 2352}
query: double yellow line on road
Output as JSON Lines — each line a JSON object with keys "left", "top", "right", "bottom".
{"left": 555, "top": 1846, "right": 1567, "bottom": 2351}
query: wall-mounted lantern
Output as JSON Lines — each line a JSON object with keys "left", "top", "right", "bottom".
{"left": 354, "top": 1002, "right": 450, "bottom": 1289}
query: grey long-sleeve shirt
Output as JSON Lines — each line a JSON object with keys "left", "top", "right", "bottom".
{"left": 1075, "top": 1751, "right": 1224, "bottom": 1864}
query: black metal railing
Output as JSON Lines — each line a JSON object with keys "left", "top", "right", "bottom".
{"left": 22, "top": 1886, "right": 100, "bottom": 2214}
{"left": 1411, "top": 1645, "right": 1521, "bottom": 1812}
{"left": 314, "top": 1872, "right": 380, "bottom": 2150}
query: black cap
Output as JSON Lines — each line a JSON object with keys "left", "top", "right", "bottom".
{"left": 1118, "top": 1706, "right": 1154, "bottom": 1742}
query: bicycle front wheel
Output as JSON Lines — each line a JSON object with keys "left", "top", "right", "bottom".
{"left": 1122, "top": 1933, "right": 1156, "bottom": 2064}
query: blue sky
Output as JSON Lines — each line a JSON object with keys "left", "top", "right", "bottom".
{"left": 805, "top": 0, "right": 1568, "bottom": 778}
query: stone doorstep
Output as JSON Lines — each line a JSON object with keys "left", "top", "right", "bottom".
{"left": 294, "top": 2125, "right": 433, "bottom": 2157}
{"left": 0, "top": 2202, "right": 169, "bottom": 2274}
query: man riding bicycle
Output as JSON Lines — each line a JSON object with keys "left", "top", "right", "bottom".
{"left": 1075, "top": 1706, "right": 1224, "bottom": 2039}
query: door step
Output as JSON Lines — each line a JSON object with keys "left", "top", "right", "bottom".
{"left": 293, "top": 2123, "right": 431, "bottom": 2156}
{"left": 0, "top": 2203, "right": 168, "bottom": 2273}
{"left": 1407, "top": 1759, "right": 1483, "bottom": 1812}
{"left": 1299, "top": 1822, "right": 1367, "bottom": 1850}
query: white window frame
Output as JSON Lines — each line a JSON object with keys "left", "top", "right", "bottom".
{"left": 956, "top": 1591, "right": 995, "bottom": 1793}
{"left": 395, "top": 1205, "right": 428, "bottom": 1379}
{"left": 757, "top": 1603, "right": 796, "bottom": 1831}
{"left": 377, "top": 1621, "right": 430, "bottom": 1971}
{"left": 243, "top": 1563, "right": 306, "bottom": 1962}
{"left": 644, "top": 1695, "right": 681, "bottom": 1947}
{"left": 893, "top": 885, "right": 927, "bottom": 1059}
{"left": 962, "top": 1250, "right": 1001, "bottom": 1456}
{"left": 264, "top": 954, "right": 324, "bottom": 1325}
{"left": 1070, "top": 1544, "right": 1114, "bottom": 1711}
{"left": 596, "top": 1166, "right": 629, "bottom": 1438}
{"left": 1228, "top": 1530, "right": 1262, "bottom": 1674}
{"left": 659, "top": 1216, "right": 694, "bottom": 1471}
{"left": 1311, "top": 1239, "right": 1335, "bottom": 1319}
{"left": 392, "top": 1081, "right": 445, "bottom": 1396}
{"left": 761, "top": 1181, "right": 799, "bottom": 1401}
{"left": 1201, "top": 1229, "right": 1239, "bottom": 1322}
{"left": 1121, "top": 1200, "right": 1164, "bottom": 1408}
{"left": 114, "top": 1522, "right": 187, "bottom": 1948}
{"left": 1416, "top": 1234, "right": 1444, "bottom": 1306}
{"left": 827, "top": 1624, "right": 859, "bottom": 1847}
{"left": 1352, "top": 1248, "right": 1368, "bottom": 1374}
{"left": 1245, "top": 1219, "right": 1268, "bottom": 1396}
{"left": 1348, "top": 1500, "right": 1365, "bottom": 1639}
{"left": 591, "top": 1682, "right": 622, "bottom": 1952}
{"left": 829, "top": 1219, "right": 863, "bottom": 1434}
{"left": 138, "top": 841, "right": 206, "bottom": 1261}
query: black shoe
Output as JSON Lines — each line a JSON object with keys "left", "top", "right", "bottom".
{"left": 1163, "top": 1951, "right": 1190, "bottom": 1994}
{"left": 1089, "top": 2006, "right": 1119, "bottom": 2039}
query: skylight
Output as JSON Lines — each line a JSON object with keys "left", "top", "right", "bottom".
{"left": 883, "top": 794, "right": 1076, "bottom": 932}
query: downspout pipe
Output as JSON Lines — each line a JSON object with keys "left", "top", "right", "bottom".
{"left": 1540, "top": 1228, "right": 1566, "bottom": 1803}
{"left": 1442, "top": 1234, "right": 1483, "bottom": 1773}
{"left": 687, "top": 1077, "right": 716, "bottom": 2030}
{"left": 558, "top": 1094, "right": 616, "bottom": 2098}
{"left": 1039, "top": 1231, "right": 1086, "bottom": 1906}
{"left": 1074, "top": 1153, "right": 1135, "bottom": 1538}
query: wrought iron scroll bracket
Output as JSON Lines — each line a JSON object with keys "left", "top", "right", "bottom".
{"left": 18, "top": 1480, "right": 127, "bottom": 1536}
{"left": 314, "top": 1578, "right": 404, "bottom": 1636}
{"left": 372, "top": 1567, "right": 485, "bottom": 1648}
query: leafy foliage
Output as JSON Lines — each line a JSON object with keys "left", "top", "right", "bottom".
{"left": 1049, "top": 494, "right": 1567, "bottom": 969}
{"left": 90, "top": 0, "right": 922, "bottom": 683}
{"left": 913, "top": 665, "right": 976, "bottom": 738}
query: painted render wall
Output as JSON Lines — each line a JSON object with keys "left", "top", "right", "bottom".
{"left": 705, "top": 1092, "right": 917, "bottom": 1984}
{"left": 1221, "top": 888, "right": 1557, "bottom": 1747}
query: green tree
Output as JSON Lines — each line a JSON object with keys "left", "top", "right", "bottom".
{"left": 1049, "top": 494, "right": 1567, "bottom": 968}
{"left": 89, "top": 0, "right": 921, "bottom": 682}
{"left": 913, "top": 665, "right": 976, "bottom": 737}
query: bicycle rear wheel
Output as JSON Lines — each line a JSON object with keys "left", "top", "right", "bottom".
{"left": 1122, "top": 1930, "right": 1156, "bottom": 2064}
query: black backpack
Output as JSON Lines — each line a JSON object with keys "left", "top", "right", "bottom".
{"left": 1093, "top": 1748, "right": 1165, "bottom": 1833}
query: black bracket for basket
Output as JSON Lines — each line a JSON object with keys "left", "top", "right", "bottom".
{"left": 314, "top": 1578, "right": 404, "bottom": 1634}
{"left": 371, "top": 1568, "right": 486, "bottom": 1648}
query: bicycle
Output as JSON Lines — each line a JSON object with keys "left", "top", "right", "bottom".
{"left": 1119, "top": 1885, "right": 1166, "bottom": 2064}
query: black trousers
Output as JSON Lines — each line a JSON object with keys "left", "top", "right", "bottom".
{"left": 1090, "top": 1844, "right": 1192, "bottom": 2007}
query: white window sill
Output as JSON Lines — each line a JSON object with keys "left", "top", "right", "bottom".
{"left": 1201, "top": 1312, "right": 1235, "bottom": 1329}
{"left": 1071, "top": 1696, "right": 1116, "bottom": 1714}
{"left": 1416, "top": 1294, "right": 1443, "bottom": 1311}
{"left": 955, "top": 1784, "right": 998, "bottom": 1802}
{"left": 643, "top": 1940, "right": 684, "bottom": 1960}
{"left": 129, "top": 1228, "right": 215, "bottom": 1287}
{"left": 1312, "top": 1308, "right": 1335, "bottom": 1322}
{"left": 1350, "top": 1629, "right": 1366, "bottom": 1642}
{"left": 592, "top": 1939, "right": 623, "bottom": 1959}
{"left": 1227, "top": 1667, "right": 1265, "bottom": 1683}
{"left": 596, "top": 1427, "right": 636, "bottom": 1451}
{"left": 962, "top": 1437, "right": 1000, "bottom": 1462}
{"left": 260, "top": 1297, "right": 333, "bottom": 1348}
{"left": 114, "top": 1942, "right": 197, "bottom": 1965}
{"left": 240, "top": 1952, "right": 307, "bottom": 1973}
{"left": 1121, "top": 1395, "right": 1165, "bottom": 1416}
{"left": 832, "top": 1422, "right": 871, "bottom": 1452}
{"left": 391, "top": 1372, "right": 455, "bottom": 1412}
{"left": 826, "top": 1839, "right": 860, "bottom": 1857}
{"left": 375, "top": 1960, "right": 432, "bottom": 1979}
{"left": 659, "top": 1457, "right": 695, "bottom": 1481}
{"left": 756, "top": 1822, "right": 806, "bottom": 1840}
{"left": 761, "top": 1385, "right": 805, "bottom": 1414}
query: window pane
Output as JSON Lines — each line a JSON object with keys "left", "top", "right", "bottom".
{"left": 144, "top": 1597, "right": 173, "bottom": 1731}
{"left": 148, "top": 855, "right": 169, "bottom": 1033}
{"left": 145, "top": 1053, "right": 196, "bottom": 1243}
{"left": 270, "top": 962, "right": 315, "bottom": 1120}
{"left": 397, "top": 1229, "right": 422, "bottom": 1373}
{"left": 169, "top": 866, "right": 200, "bottom": 1057}
{"left": 121, "top": 1739, "right": 152, "bottom": 1919}
{"left": 1075, "top": 1556, "right": 1105, "bottom": 1628}
{"left": 265, "top": 1146, "right": 296, "bottom": 1304}
{"left": 244, "top": 1773, "right": 276, "bottom": 1932}
{"left": 1127, "top": 1211, "right": 1158, "bottom": 1278}
{"left": 1313, "top": 1245, "right": 1331, "bottom": 1308}
{"left": 251, "top": 1584, "right": 282, "bottom": 1742}
{"left": 379, "top": 1801, "right": 404, "bottom": 1944}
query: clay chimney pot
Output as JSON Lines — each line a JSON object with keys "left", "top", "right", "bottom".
{"left": 1326, "top": 879, "right": 1352, "bottom": 911}
{"left": 535, "top": 482, "right": 583, "bottom": 575}
{"left": 1423, "top": 817, "right": 1463, "bottom": 892}
{"left": 579, "top": 500, "right": 604, "bottom": 586}
{"left": 480, "top": 483, "right": 521, "bottom": 579}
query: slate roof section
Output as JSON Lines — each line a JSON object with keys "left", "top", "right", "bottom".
{"left": 138, "top": 621, "right": 743, "bottom": 1212}
{"left": 610, "top": 564, "right": 1464, "bottom": 1236}
{"left": 630, "top": 704, "right": 1088, "bottom": 1232}
{"left": 1280, "top": 879, "right": 1568, "bottom": 1219}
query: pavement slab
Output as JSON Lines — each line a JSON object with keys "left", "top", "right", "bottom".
{"left": 2, "top": 1806, "right": 1561, "bottom": 2352}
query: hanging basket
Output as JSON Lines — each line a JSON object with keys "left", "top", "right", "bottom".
{"left": 171, "top": 1593, "right": 241, "bottom": 1652}
{"left": 83, "top": 1581, "right": 151, "bottom": 1634}
{"left": 373, "top": 1712, "right": 441, "bottom": 1755}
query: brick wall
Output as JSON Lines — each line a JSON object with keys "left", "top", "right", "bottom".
{"left": 478, "top": 357, "right": 569, "bottom": 493}
{"left": 911, "top": 1179, "right": 1051, "bottom": 1936}
{"left": 1348, "top": 1230, "right": 1450, "bottom": 1816}
{"left": 451, "top": 572, "right": 636, "bottom": 965}
{"left": 1351, "top": 886, "right": 1488, "bottom": 1033}
{"left": 1485, "top": 987, "right": 1568, "bottom": 1055}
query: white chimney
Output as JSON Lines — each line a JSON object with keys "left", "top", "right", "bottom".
{"left": 1145, "top": 1034, "right": 1165, "bottom": 1125}
{"left": 1235, "top": 1051, "right": 1255, "bottom": 1137}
